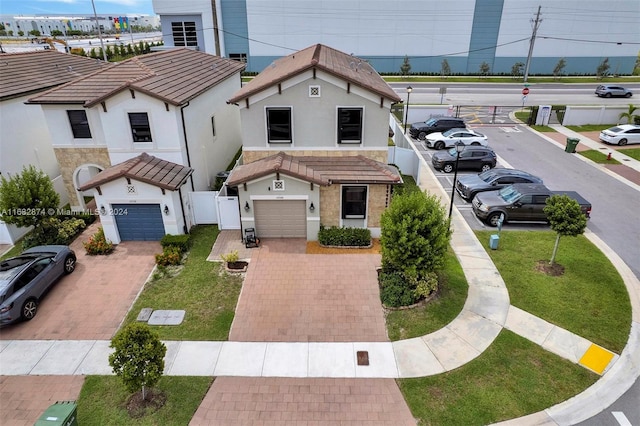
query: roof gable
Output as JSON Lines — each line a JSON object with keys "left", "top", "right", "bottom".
{"left": 27, "top": 48, "right": 246, "bottom": 107}
{"left": 228, "top": 44, "right": 401, "bottom": 104}
{"left": 77, "top": 153, "right": 193, "bottom": 191}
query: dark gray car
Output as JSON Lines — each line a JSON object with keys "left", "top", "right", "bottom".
{"left": 456, "top": 168, "right": 543, "bottom": 201}
{"left": 431, "top": 145, "right": 497, "bottom": 173}
{"left": 0, "top": 245, "right": 76, "bottom": 326}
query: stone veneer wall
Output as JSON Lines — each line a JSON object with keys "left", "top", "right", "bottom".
{"left": 319, "top": 184, "right": 392, "bottom": 228}
{"left": 243, "top": 150, "right": 388, "bottom": 164}
{"left": 366, "top": 184, "right": 392, "bottom": 228}
{"left": 53, "top": 147, "right": 111, "bottom": 208}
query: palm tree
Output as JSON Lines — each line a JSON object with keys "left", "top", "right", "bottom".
{"left": 618, "top": 104, "right": 639, "bottom": 124}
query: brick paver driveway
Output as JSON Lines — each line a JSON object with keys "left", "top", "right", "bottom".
{"left": 192, "top": 238, "right": 416, "bottom": 425}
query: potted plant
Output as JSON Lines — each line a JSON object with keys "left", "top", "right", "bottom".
{"left": 220, "top": 250, "right": 248, "bottom": 272}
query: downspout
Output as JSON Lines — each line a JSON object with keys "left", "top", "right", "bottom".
{"left": 180, "top": 101, "right": 195, "bottom": 192}
{"left": 211, "top": 0, "right": 221, "bottom": 56}
{"left": 179, "top": 187, "right": 189, "bottom": 234}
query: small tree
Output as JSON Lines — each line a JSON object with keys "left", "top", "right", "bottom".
{"left": 553, "top": 58, "right": 566, "bottom": 80}
{"left": 511, "top": 62, "right": 524, "bottom": 79}
{"left": 0, "top": 165, "right": 59, "bottom": 228}
{"left": 109, "top": 323, "right": 167, "bottom": 401}
{"left": 400, "top": 55, "right": 411, "bottom": 76}
{"left": 618, "top": 104, "right": 639, "bottom": 124}
{"left": 441, "top": 59, "right": 451, "bottom": 78}
{"left": 596, "top": 58, "right": 610, "bottom": 79}
{"left": 479, "top": 61, "right": 490, "bottom": 77}
{"left": 543, "top": 195, "right": 587, "bottom": 265}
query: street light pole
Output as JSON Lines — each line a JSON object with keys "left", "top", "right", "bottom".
{"left": 90, "top": 0, "right": 108, "bottom": 62}
{"left": 403, "top": 86, "right": 412, "bottom": 134}
{"left": 448, "top": 142, "right": 465, "bottom": 219}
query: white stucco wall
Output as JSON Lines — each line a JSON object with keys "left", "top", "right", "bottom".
{"left": 152, "top": 0, "right": 220, "bottom": 55}
{"left": 237, "top": 69, "right": 393, "bottom": 153}
{"left": 41, "top": 104, "right": 107, "bottom": 149}
{"left": 562, "top": 105, "right": 638, "bottom": 126}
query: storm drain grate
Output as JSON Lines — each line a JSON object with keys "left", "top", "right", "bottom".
{"left": 357, "top": 351, "right": 369, "bottom": 366}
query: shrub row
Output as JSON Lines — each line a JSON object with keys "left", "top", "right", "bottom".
{"left": 318, "top": 226, "right": 371, "bottom": 247}
{"left": 23, "top": 217, "right": 87, "bottom": 249}
{"left": 160, "top": 234, "right": 191, "bottom": 253}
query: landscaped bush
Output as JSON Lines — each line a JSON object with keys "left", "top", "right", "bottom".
{"left": 155, "top": 246, "right": 182, "bottom": 266}
{"left": 379, "top": 271, "right": 418, "bottom": 307}
{"left": 317, "top": 225, "right": 371, "bottom": 247}
{"left": 160, "top": 234, "right": 191, "bottom": 253}
{"left": 22, "top": 217, "right": 87, "bottom": 249}
{"left": 83, "top": 227, "right": 114, "bottom": 255}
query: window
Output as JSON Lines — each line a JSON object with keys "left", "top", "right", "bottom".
{"left": 171, "top": 21, "right": 197, "bottom": 47}
{"left": 337, "top": 108, "right": 363, "bottom": 144}
{"left": 67, "top": 110, "right": 91, "bottom": 138}
{"left": 211, "top": 116, "right": 216, "bottom": 139}
{"left": 342, "top": 186, "right": 367, "bottom": 219}
{"left": 229, "top": 53, "right": 247, "bottom": 63}
{"left": 266, "top": 108, "right": 292, "bottom": 143}
{"left": 128, "top": 113, "right": 152, "bottom": 142}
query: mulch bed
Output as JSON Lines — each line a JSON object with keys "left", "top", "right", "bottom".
{"left": 535, "top": 260, "right": 565, "bottom": 276}
{"left": 125, "top": 388, "right": 167, "bottom": 418}
{"left": 306, "top": 239, "right": 381, "bottom": 254}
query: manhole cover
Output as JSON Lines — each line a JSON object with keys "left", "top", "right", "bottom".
{"left": 357, "top": 351, "right": 369, "bottom": 366}
{"left": 148, "top": 310, "right": 186, "bottom": 325}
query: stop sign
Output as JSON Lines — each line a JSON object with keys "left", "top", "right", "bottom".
{"left": 522, "top": 87, "right": 530, "bottom": 95}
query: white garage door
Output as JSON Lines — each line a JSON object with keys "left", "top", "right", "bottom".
{"left": 254, "top": 200, "right": 306, "bottom": 238}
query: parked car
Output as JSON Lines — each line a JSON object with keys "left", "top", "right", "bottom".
{"left": 409, "top": 117, "right": 466, "bottom": 140}
{"left": 431, "top": 146, "right": 497, "bottom": 173}
{"left": 456, "top": 168, "right": 543, "bottom": 201}
{"left": 0, "top": 245, "right": 76, "bottom": 326}
{"left": 595, "top": 85, "right": 633, "bottom": 98}
{"left": 471, "top": 183, "right": 592, "bottom": 227}
{"left": 599, "top": 124, "right": 640, "bottom": 146}
{"left": 425, "top": 128, "right": 488, "bottom": 150}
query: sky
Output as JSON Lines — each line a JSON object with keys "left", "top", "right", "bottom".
{"left": 0, "top": 0, "right": 156, "bottom": 16}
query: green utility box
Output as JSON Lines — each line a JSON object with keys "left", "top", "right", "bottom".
{"left": 565, "top": 137, "right": 580, "bottom": 153}
{"left": 34, "top": 401, "right": 77, "bottom": 426}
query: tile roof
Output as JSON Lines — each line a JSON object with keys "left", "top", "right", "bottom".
{"left": 27, "top": 48, "right": 246, "bottom": 107}
{"left": 228, "top": 44, "right": 401, "bottom": 104}
{"left": 226, "top": 152, "right": 402, "bottom": 186}
{"left": 77, "top": 152, "right": 193, "bottom": 191}
{"left": 0, "top": 50, "right": 107, "bottom": 101}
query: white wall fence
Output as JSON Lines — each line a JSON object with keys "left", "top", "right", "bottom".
{"left": 189, "top": 190, "right": 241, "bottom": 230}
{"left": 562, "top": 105, "right": 638, "bottom": 126}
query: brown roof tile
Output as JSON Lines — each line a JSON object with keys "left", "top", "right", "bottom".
{"left": 228, "top": 44, "right": 401, "bottom": 104}
{"left": 0, "top": 50, "right": 107, "bottom": 101}
{"left": 226, "top": 152, "right": 402, "bottom": 186}
{"left": 77, "top": 152, "right": 193, "bottom": 191}
{"left": 27, "top": 48, "right": 246, "bottom": 107}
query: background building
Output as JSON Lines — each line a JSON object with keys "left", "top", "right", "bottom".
{"left": 152, "top": 0, "right": 640, "bottom": 75}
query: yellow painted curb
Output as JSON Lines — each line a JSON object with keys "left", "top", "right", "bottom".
{"left": 579, "top": 344, "right": 615, "bottom": 375}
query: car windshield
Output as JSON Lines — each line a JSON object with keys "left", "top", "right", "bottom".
{"left": 607, "top": 126, "right": 623, "bottom": 133}
{"left": 447, "top": 147, "right": 459, "bottom": 156}
{"left": 479, "top": 170, "right": 498, "bottom": 182}
{"left": 425, "top": 118, "right": 437, "bottom": 126}
{"left": 442, "top": 128, "right": 459, "bottom": 137}
{"left": 498, "top": 185, "right": 521, "bottom": 203}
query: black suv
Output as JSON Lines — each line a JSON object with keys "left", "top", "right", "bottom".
{"left": 431, "top": 146, "right": 497, "bottom": 173}
{"left": 409, "top": 117, "right": 465, "bottom": 140}
{"left": 455, "top": 168, "right": 543, "bottom": 201}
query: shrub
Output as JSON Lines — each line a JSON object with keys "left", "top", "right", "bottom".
{"left": 413, "top": 272, "right": 439, "bottom": 299}
{"left": 83, "top": 227, "right": 114, "bottom": 255}
{"left": 155, "top": 246, "right": 182, "bottom": 266}
{"left": 379, "top": 271, "right": 417, "bottom": 307}
{"left": 318, "top": 226, "right": 371, "bottom": 247}
{"left": 22, "top": 217, "right": 86, "bottom": 249}
{"left": 160, "top": 234, "right": 191, "bottom": 253}
{"left": 220, "top": 250, "right": 239, "bottom": 263}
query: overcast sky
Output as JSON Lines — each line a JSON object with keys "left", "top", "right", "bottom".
{"left": 0, "top": 0, "right": 155, "bottom": 16}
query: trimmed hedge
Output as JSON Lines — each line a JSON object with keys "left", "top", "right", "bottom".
{"left": 318, "top": 225, "right": 371, "bottom": 247}
{"left": 379, "top": 271, "right": 417, "bottom": 307}
{"left": 160, "top": 234, "right": 191, "bottom": 253}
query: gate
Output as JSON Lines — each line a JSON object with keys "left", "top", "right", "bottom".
{"left": 452, "top": 105, "right": 525, "bottom": 125}
{"left": 190, "top": 191, "right": 217, "bottom": 224}
{"left": 216, "top": 194, "right": 241, "bottom": 230}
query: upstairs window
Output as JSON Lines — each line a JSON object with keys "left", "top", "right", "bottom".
{"left": 171, "top": 21, "right": 197, "bottom": 47}
{"left": 128, "top": 113, "right": 152, "bottom": 142}
{"left": 67, "top": 110, "right": 91, "bottom": 138}
{"left": 229, "top": 53, "right": 247, "bottom": 63}
{"left": 337, "top": 107, "right": 363, "bottom": 144}
{"left": 342, "top": 186, "right": 367, "bottom": 219}
{"left": 266, "top": 108, "right": 292, "bottom": 143}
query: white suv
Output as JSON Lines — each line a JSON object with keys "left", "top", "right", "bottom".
{"left": 599, "top": 124, "right": 640, "bottom": 146}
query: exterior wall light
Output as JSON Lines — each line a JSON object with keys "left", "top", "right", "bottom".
{"left": 163, "top": 205, "right": 170, "bottom": 215}
{"left": 244, "top": 201, "right": 250, "bottom": 211}
{"left": 99, "top": 205, "right": 106, "bottom": 215}
{"left": 309, "top": 202, "right": 315, "bottom": 212}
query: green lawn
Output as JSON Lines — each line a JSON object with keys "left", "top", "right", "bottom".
{"left": 383, "top": 76, "right": 640, "bottom": 84}
{"left": 119, "top": 225, "right": 242, "bottom": 340}
{"left": 475, "top": 231, "right": 631, "bottom": 353}
{"left": 618, "top": 148, "right": 640, "bottom": 161}
{"left": 579, "top": 149, "right": 621, "bottom": 164}
{"left": 398, "top": 329, "right": 598, "bottom": 425}
{"left": 566, "top": 124, "right": 614, "bottom": 132}
{"left": 386, "top": 247, "right": 468, "bottom": 340}
{"left": 76, "top": 376, "right": 212, "bottom": 425}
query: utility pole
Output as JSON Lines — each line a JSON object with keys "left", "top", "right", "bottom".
{"left": 91, "top": 0, "right": 108, "bottom": 62}
{"left": 523, "top": 5, "right": 542, "bottom": 83}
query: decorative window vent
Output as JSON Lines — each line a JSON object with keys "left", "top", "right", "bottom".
{"left": 273, "top": 180, "right": 285, "bottom": 191}
{"left": 127, "top": 185, "right": 137, "bottom": 194}
{"left": 309, "top": 85, "right": 321, "bottom": 97}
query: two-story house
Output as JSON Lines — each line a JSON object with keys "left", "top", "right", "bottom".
{"left": 27, "top": 48, "right": 245, "bottom": 243}
{"left": 0, "top": 50, "right": 106, "bottom": 244}
{"left": 225, "top": 44, "right": 402, "bottom": 241}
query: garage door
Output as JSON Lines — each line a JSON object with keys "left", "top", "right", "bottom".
{"left": 113, "top": 204, "right": 165, "bottom": 241}
{"left": 254, "top": 200, "right": 306, "bottom": 238}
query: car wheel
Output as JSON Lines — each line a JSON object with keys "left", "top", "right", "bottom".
{"left": 618, "top": 139, "right": 628, "bottom": 146}
{"left": 443, "top": 163, "right": 454, "bottom": 173}
{"left": 435, "top": 141, "right": 445, "bottom": 150}
{"left": 487, "top": 212, "right": 504, "bottom": 227}
{"left": 625, "top": 93, "right": 632, "bottom": 98}
{"left": 471, "top": 142, "right": 481, "bottom": 146}
{"left": 63, "top": 254, "right": 76, "bottom": 274}
{"left": 418, "top": 132, "right": 427, "bottom": 141}
{"left": 480, "top": 164, "right": 492, "bottom": 172}
{"left": 21, "top": 299, "right": 38, "bottom": 321}
{"left": 605, "top": 93, "right": 612, "bottom": 98}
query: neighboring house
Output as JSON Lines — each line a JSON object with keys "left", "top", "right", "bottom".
{"left": 27, "top": 48, "right": 245, "bottom": 243}
{"left": 225, "top": 44, "right": 402, "bottom": 241}
{"left": 0, "top": 50, "right": 106, "bottom": 244}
